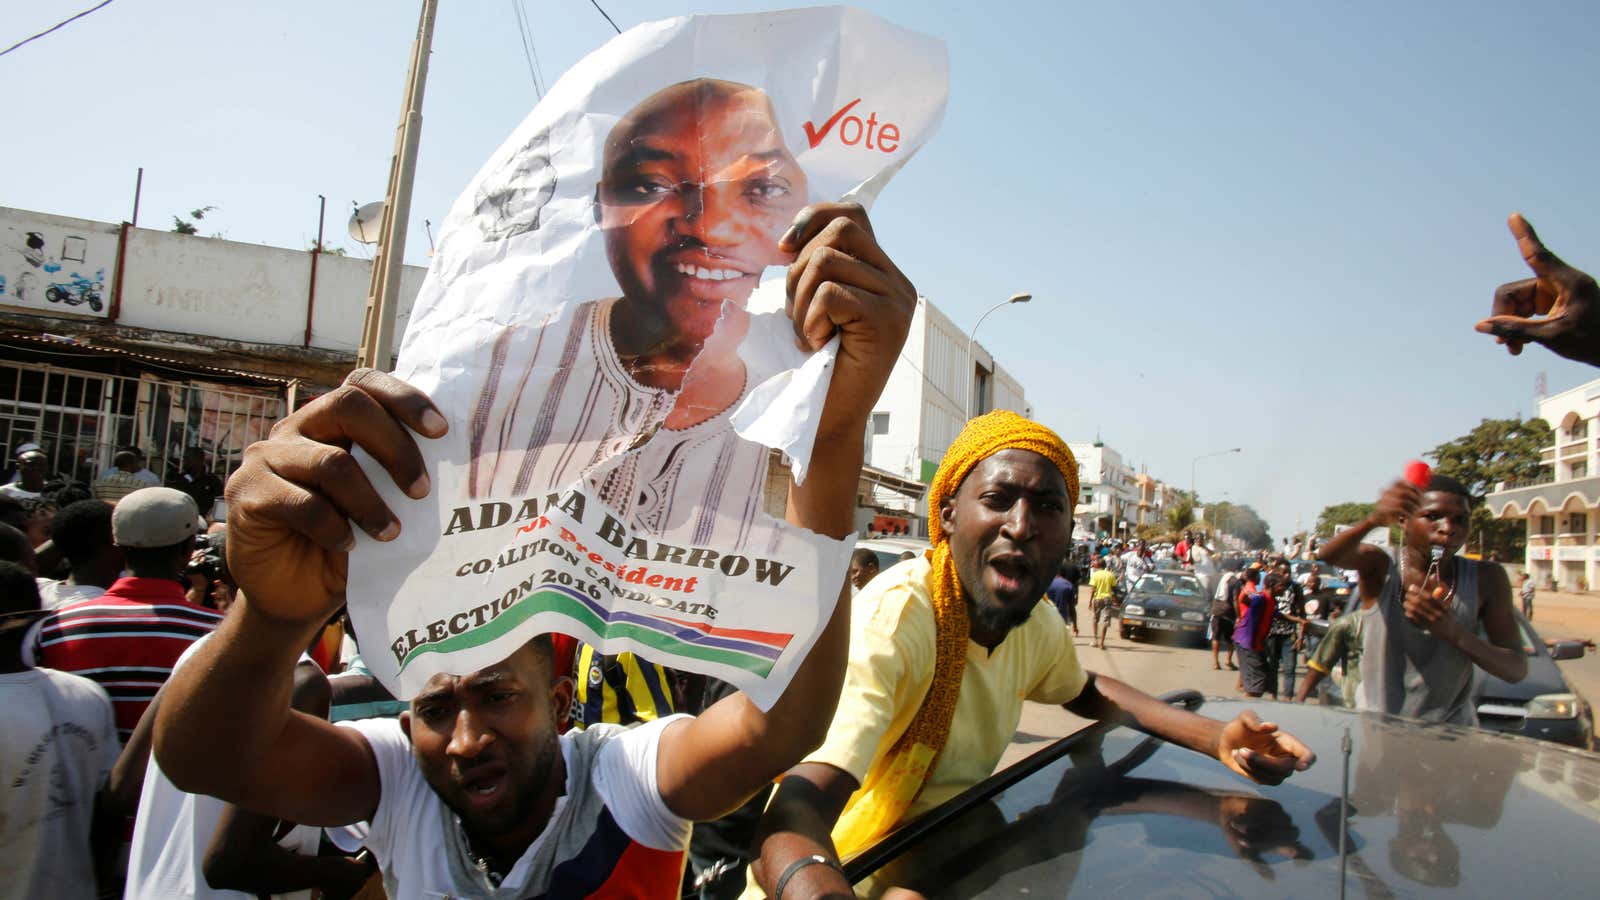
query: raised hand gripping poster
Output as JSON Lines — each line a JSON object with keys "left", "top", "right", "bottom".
{"left": 348, "top": 7, "right": 947, "bottom": 708}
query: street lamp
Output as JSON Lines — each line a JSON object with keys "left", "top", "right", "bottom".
{"left": 964, "top": 292, "right": 1032, "bottom": 420}
{"left": 1190, "top": 447, "right": 1242, "bottom": 509}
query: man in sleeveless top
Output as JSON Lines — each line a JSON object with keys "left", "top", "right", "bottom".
{"left": 151, "top": 199, "right": 919, "bottom": 899}
{"left": 1316, "top": 474, "right": 1526, "bottom": 725}
{"left": 466, "top": 78, "right": 809, "bottom": 553}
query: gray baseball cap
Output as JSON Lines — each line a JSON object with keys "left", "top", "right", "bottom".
{"left": 113, "top": 487, "right": 200, "bottom": 548}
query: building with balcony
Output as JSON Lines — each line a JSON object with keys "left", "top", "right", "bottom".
{"left": 1070, "top": 442, "right": 1136, "bottom": 540}
{"left": 1134, "top": 470, "right": 1180, "bottom": 528}
{"left": 1485, "top": 378, "right": 1600, "bottom": 591}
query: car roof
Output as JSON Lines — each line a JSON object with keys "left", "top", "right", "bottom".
{"left": 849, "top": 696, "right": 1600, "bottom": 896}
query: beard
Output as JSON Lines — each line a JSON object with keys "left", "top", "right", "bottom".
{"left": 447, "top": 730, "right": 563, "bottom": 837}
{"left": 967, "top": 594, "right": 1036, "bottom": 639}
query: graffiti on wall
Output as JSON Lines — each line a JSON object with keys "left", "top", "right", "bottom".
{"left": 0, "top": 208, "right": 118, "bottom": 318}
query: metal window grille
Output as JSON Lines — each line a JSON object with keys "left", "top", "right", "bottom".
{"left": 0, "top": 360, "right": 284, "bottom": 490}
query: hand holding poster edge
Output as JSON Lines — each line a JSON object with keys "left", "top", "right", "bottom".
{"left": 345, "top": 7, "right": 948, "bottom": 709}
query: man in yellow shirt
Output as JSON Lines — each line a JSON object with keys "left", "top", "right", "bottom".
{"left": 1088, "top": 555, "right": 1120, "bottom": 650}
{"left": 748, "top": 411, "right": 1317, "bottom": 899}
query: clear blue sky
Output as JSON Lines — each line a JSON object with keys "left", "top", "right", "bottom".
{"left": 4, "top": 0, "right": 1597, "bottom": 541}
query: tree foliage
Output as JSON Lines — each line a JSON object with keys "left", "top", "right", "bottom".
{"left": 1427, "top": 416, "right": 1552, "bottom": 559}
{"left": 172, "top": 205, "right": 219, "bottom": 236}
{"left": 1165, "top": 502, "right": 1194, "bottom": 533}
{"left": 1201, "top": 499, "right": 1272, "bottom": 549}
{"left": 1315, "top": 502, "right": 1376, "bottom": 537}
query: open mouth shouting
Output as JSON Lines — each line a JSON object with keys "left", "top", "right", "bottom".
{"left": 456, "top": 763, "right": 511, "bottom": 812}
{"left": 987, "top": 552, "right": 1035, "bottom": 600}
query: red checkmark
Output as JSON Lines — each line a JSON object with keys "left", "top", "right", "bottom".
{"left": 803, "top": 98, "right": 862, "bottom": 149}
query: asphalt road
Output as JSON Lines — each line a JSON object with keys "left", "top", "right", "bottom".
{"left": 997, "top": 586, "right": 1600, "bottom": 772}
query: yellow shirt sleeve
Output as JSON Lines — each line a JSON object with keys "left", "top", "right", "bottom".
{"left": 804, "top": 559, "right": 936, "bottom": 785}
{"left": 1024, "top": 601, "right": 1089, "bottom": 705}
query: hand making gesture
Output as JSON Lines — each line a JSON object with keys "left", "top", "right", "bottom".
{"left": 1476, "top": 213, "right": 1599, "bottom": 367}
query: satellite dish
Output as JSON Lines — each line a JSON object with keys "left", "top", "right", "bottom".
{"left": 348, "top": 201, "right": 385, "bottom": 244}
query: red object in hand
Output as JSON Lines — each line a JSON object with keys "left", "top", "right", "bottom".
{"left": 1404, "top": 460, "right": 1432, "bottom": 489}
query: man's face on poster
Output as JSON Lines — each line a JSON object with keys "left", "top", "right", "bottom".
{"left": 597, "top": 80, "right": 808, "bottom": 344}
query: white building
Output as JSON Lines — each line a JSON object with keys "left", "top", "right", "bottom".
{"left": 861, "top": 296, "right": 1030, "bottom": 536}
{"left": 1486, "top": 378, "right": 1600, "bottom": 591}
{"left": 0, "top": 205, "right": 425, "bottom": 483}
{"left": 1070, "top": 441, "right": 1137, "bottom": 540}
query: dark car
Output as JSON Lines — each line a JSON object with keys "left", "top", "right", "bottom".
{"left": 1475, "top": 613, "right": 1595, "bottom": 750}
{"left": 850, "top": 695, "right": 1600, "bottom": 898}
{"left": 1118, "top": 570, "right": 1209, "bottom": 643}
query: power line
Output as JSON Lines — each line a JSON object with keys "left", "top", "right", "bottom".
{"left": 0, "top": 0, "right": 116, "bottom": 58}
{"left": 587, "top": 0, "right": 622, "bottom": 35}
{"left": 510, "top": 0, "right": 543, "bottom": 98}
{"left": 523, "top": 2, "right": 549, "bottom": 97}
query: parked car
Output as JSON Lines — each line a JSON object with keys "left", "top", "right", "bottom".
{"left": 855, "top": 536, "right": 931, "bottom": 573}
{"left": 1118, "top": 570, "right": 1209, "bottom": 643}
{"left": 1475, "top": 613, "right": 1595, "bottom": 750}
{"left": 848, "top": 694, "right": 1600, "bottom": 898}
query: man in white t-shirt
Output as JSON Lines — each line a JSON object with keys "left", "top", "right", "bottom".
{"left": 0, "top": 561, "right": 122, "bottom": 899}
{"left": 153, "top": 199, "right": 916, "bottom": 898}
{"left": 126, "top": 637, "right": 374, "bottom": 900}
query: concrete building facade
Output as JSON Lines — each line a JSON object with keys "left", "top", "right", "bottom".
{"left": 860, "top": 296, "right": 1029, "bottom": 537}
{"left": 1070, "top": 442, "right": 1137, "bottom": 540}
{"left": 1486, "top": 378, "right": 1600, "bottom": 591}
{"left": 1, "top": 205, "right": 425, "bottom": 486}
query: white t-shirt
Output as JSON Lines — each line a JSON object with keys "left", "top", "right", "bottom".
{"left": 126, "top": 639, "right": 324, "bottom": 900}
{"left": 97, "top": 466, "right": 160, "bottom": 486}
{"left": 0, "top": 667, "right": 120, "bottom": 900}
{"left": 0, "top": 482, "right": 42, "bottom": 500}
{"left": 343, "top": 714, "right": 691, "bottom": 899}
{"left": 36, "top": 578, "right": 107, "bottom": 611}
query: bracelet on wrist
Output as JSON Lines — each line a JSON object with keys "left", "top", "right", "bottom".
{"left": 774, "top": 853, "right": 840, "bottom": 900}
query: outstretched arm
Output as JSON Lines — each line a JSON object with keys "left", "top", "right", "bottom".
{"left": 655, "top": 203, "right": 917, "bottom": 821}
{"left": 153, "top": 369, "right": 449, "bottom": 826}
{"left": 1066, "top": 674, "right": 1316, "bottom": 785}
{"left": 1318, "top": 480, "right": 1417, "bottom": 601}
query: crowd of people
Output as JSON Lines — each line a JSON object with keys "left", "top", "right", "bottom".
{"left": 0, "top": 201, "right": 1592, "bottom": 899}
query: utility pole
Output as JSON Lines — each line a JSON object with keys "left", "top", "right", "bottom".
{"left": 358, "top": 0, "right": 439, "bottom": 371}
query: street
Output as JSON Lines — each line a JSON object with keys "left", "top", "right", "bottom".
{"left": 997, "top": 586, "right": 1600, "bottom": 771}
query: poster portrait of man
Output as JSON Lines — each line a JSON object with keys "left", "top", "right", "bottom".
{"left": 348, "top": 7, "right": 950, "bottom": 704}
{"left": 465, "top": 78, "right": 807, "bottom": 552}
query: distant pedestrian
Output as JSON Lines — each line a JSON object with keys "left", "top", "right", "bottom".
{"left": 37, "top": 500, "right": 122, "bottom": 610}
{"left": 1046, "top": 562, "right": 1079, "bottom": 636}
{"left": 1233, "top": 571, "right": 1279, "bottom": 698}
{"left": 1267, "top": 560, "right": 1308, "bottom": 699}
{"left": 97, "top": 447, "right": 160, "bottom": 488}
{"left": 847, "top": 548, "right": 881, "bottom": 594}
{"left": 1518, "top": 572, "right": 1535, "bottom": 621}
{"left": 29, "top": 487, "right": 223, "bottom": 741}
{"left": 1210, "top": 566, "right": 1239, "bottom": 671}
{"left": 92, "top": 450, "right": 151, "bottom": 503}
{"left": 0, "top": 560, "right": 122, "bottom": 899}
{"left": 166, "top": 448, "right": 224, "bottom": 521}
{"left": 0, "top": 449, "right": 50, "bottom": 501}
{"left": 1090, "top": 557, "right": 1119, "bottom": 649}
